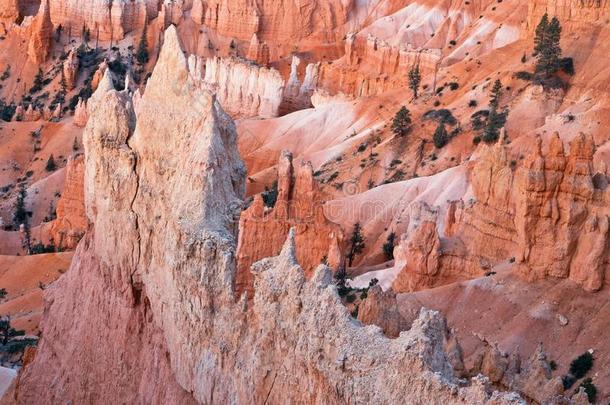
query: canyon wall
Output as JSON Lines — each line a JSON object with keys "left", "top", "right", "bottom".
{"left": 526, "top": 0, "right": 610, "bottom": 30}
{"left": 393, "top": 132, "right": 610, "bottom": 293}
{"left": 48, "top": 0, "right": 152, "bottom": 41}
{"left": 200, "top": 56, "right": 284, "bottom": 118}
{"left": 15, "top": 27, "right": 525, "bottom": 405}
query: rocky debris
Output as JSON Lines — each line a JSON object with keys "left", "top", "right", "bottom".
{"left": 62, "top": 48, "right": 79, "bottom": 90}
{"left": 236, "top": 150, "right": 343, "bottom": 298}
{"left": 26, "top": 0, "right": 53, "bottom": 64}
{"left": 202, "top": 56, "right": 285, "bottom": 118}
{"left": 15, "top": 26, "right": 525, "bottom": 405}
{"left": 50, "top": 155, "right": 87, "bottom": 250}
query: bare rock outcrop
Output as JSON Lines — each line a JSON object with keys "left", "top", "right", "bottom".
{"left": 392, "top": 220, "right": 442, "bottom": 292}
{"left": 236, "top": 150, "right": 343, "bottom": 298}
{"left": 201, "top": 56, "right": 285, "bottom": 118}
{"left": 50, "top": 154, "right": 87, "bottom": 250}
{"left": 73, "top": 98, "right": 88, "bottom": 127}
{"left": 0, "top": 0, "right": 19, "bottom": 24}
{"left": 357, "top": 285, "right": 411, "bottom": 338}
{"left": 246, "top": 33, "right": 270, "bottom": 66}
{"left": 48, "top": 0, "right": 151, "bottom": 42}
{"left": 26, "top": 0, "right": 52, "bottom": 64}
{"left": 15, "top": 26, "right": 524, "bottom": 405}
{"left": 443, "top": 132, "right": 609, "bottom": 291}
{"left": 62, "top": 48, "right": 79, "bottom": 90}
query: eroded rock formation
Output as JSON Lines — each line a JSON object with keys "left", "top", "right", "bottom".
{"left": 48, "top": 0, "right": 151, "bottom": 42}
{"left": 200, "top": 56, "right": 284, "bottom": 118}
{"left": 0, "top": 0, "right": 19, "bottom": 24}
{"left": 236, "top": 151, "right": 343, "bottom": 298}
{"left": 50, "top": 154, "right": 87, "bottom": 250}
{"left": 26, "top": 0, "right": 52, "bottom": 64}
{"left": 15, "top": 26, "right": 524, "bottom": 405}
{"left": 390, "top": 131, "right": 609, "bottom": 293}
{"left": 62, "top": 48, "right": 79, "bottom": 90}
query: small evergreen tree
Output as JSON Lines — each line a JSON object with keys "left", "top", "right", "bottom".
{"left": 579, "top": 378, "right": 597, "bottom": 403}
{"left": 261, "top": 181, "right": 278, "bottom": 208}
{"left": 489, "top": 79, "right": 503, "bottom": 109}
{"left": 45, "top": 154, "right": 57, "bottom": 172}
{"left": 382, "top": 232, "right": 396, "bottom": 260}
{"left": 569, "top": 352, "right": 594, "bottom": 379}
{"left": 433, "top": 122, "right": 448, "bottom": 148}
{"left": 482, "top": 108, "right": 508, "bottom": 143}
{"left": 346, "top": 222, "right": 365, "bottom": 267}
{"left": 0, "top": 288, "right": 6, "bottom": 300}
{"left": 408, "top": 63, "right": 421, "bottom": 99}
{"left": 533, "top": 13, "right": 549, "bottom": 55}
{"left": 136, "top": 24, "right": 149, "bottom": 65}
{"left": 12, "top": 185, "right": 27, "bottom": 229}
{"left": 72, "top": 136, "right": 79, "bottom": 152}
{"left": 0, "top": 317, "right": 25, "bottom": 345}
{"left": 391, "top": 106, "right": 412, "bottom": 137}
{"left": 82, "top": 25, "right": 91, "bottom": 44}
{"left": 482, "top": 79, "right": 508, "bottom": 143}
{"left": 31, "top": 68, "right": 44, "bottom": 93}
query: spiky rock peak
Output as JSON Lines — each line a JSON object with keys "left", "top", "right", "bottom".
{"left": 16, "top": 26, "right": 523, "bottom": 405}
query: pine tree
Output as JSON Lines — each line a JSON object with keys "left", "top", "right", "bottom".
{"left": 483, "top": 79, "right": 509, "bottom": 143}
{"left": 72, "top": 136, "right": 79, "bottom": 152}
{"left": 136, "top": 24, "right": 149, "bottom": 65}
{"left": 482, "top": 108, "right": 508, "bottom": 144}
{"left": 535, "top": 15, "right": 562, "bottom": 76}
{"left": 12, "top": 185, "right": 27, "bottom": 229}
{"left": 45, "top": 154, "right": 57, "bottom": 172}
{"left": 391, "top": 106, "right": 412, "bottom": 137}
{"left": 433, "top": 122, "right": 448, "bottom": 148}
{"left": 533, "top": 13, "right": 549, "bottom": 55}
{"left": 346, "top": 222, "right": 365, "bottom": 267}
{"left": 489, "top": 79, "right": 503, "bottom": 109}
{"left": 408, "top": 63, "right": 421, "bottom": 99}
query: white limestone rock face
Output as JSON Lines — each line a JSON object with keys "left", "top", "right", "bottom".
{"left": 202, "top": 56, "right": 285, "bottom": 118}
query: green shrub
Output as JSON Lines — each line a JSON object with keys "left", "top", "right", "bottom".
{"left": 579, "top": 378, "right": 597, "bottom": 403}
{"left": 433, "top": 122, "right": 449, "bottom": 148}
{"left": 391, "top": 106, "right": 412, "bottom": 137}
{"left": 569, "top": 352, "right": 593, "bottom": 379}
{"left": 261, "top": 181, "right": 278, "bottom": 208}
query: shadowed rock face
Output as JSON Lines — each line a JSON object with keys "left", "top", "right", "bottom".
{"left": 15, "top": 27, "right": 524, "bottom": 405}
